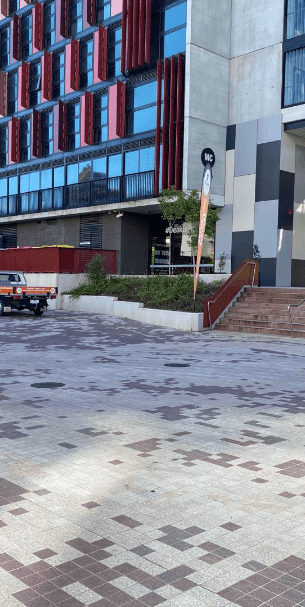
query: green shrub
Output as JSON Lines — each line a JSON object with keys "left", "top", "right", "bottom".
{"left": 86, "top": 254, "right": 107, "bottom": 284}
{"left": 66, "top": 273, "right": 224, "bottom": 313}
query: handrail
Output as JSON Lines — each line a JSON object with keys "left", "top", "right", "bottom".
{"left": 203, "top": 259, "right": 259, "bottom": 328}
{"left": 287, "top": 298, "right": 305, "bottom": 337}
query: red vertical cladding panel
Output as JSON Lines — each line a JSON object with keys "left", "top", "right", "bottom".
{"left": 32, "top": 109, "right": 41, "bottom": 157}
{"left": 13, "top": 14, "right": 21, "bottom": 61}
{"left": 154, "top": 60, "right": 162, "bottom": 197}
{"left": 42, "top": 50, "right": 52, "bottom": 100}
{"left": 144, "top": 0, "right": 150, "bottom": 65}
{"left": 98, "top": 26, "right": 108, "bottom": 81}
{"left": 174, "top": 53, "right": 183, "bottom": 191}
{"left": 126, "top": 0, "right": 133, "bottom": 72}
{"left": 116, "top": 80, "right": 125, "bottom": 137}
{"left": 84, "top": 91, "right": 94, "bottom": 145}
{"left": 60, "top": 0, "right": 69, "bottom": 38}
{"left": 11, "top": 117, "right": 20, "bottom": 163}
{"left": 58, "top": 100, "right": 67, "bottom": 151}
{"left": 0, "top": 71, "right": 7, "bottom": 116}
{"left": 161, "top": 58, "right": 169, "bottom": 191}
{"left": 121, "top": 0, "right": 127, "bottom": 74}
{"left": 138, "top": 0, "right": 145, "bottom": 67}
{"left": 167, "top": 56, "right": 176, "bottom": 188}
{"left": 34, "top": 1, "right": 43, "bottom": 51}
{"left": 0, "top": 0, "right": 9, "bottom": 17}
{"left": 70, "top": 38, "right": 79, "bottom": 91}
{"left": 131, "top": 0, "right": 139, "bottom": 69}
{"left": 21, "top": 61, "right": 30, "bottom": 109}
{"left": 87, "top": 0, "right": 96, "bottom": 25}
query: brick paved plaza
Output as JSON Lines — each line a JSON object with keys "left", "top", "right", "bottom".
{"left": 2, "top": 312, "right": 305, "bottom": 607}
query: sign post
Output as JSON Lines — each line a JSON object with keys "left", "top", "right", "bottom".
{"left": 193, "top": 148, "right": 215, "bottom": 306}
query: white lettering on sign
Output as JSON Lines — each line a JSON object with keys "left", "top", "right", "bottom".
{"left": 205, "top": 153, "right": 213, "bottom": 163}
{"left": 203, "top": 168, "right": 211, "bottom": 196}
{"left": 165, "top": 226, "right": 183, "bottom": 234}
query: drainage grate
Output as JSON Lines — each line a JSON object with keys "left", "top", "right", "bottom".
{"left": 164, "top": 363, "right": 190, "bottom": 368}
{"left": 31, "top": 382, "right": 65, "bottom": 388}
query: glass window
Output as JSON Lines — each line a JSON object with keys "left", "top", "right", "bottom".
{"left": 9, "top": 0, "right": 17, "bottom": 14}
{"left": 94, "top": 94, "right": 108, "bottom": 144}
{"left": 125, "top": 150, "right": 139, "bottom": 175}
{"left": 29, "top": 191, "right": 38, "bottom": 211}
{"left": 79, "top": 161, "right": 92, "bottom": 182}
{"left": 287, "top": 0, "right": 305, "bottom": 39}
{"left": 20, "top": 193, "right": 29, "bottom": 213}
{"left": 93, "top": 157, "right": 106, "bottom": 179}
{"left": 96, "top": 0, "right": 110, "bottom": 23}
{"left": 67, "top": 163, "right": 78, "bottom": 184}
{"left": 108, "top": 154, "right": 122, "bottom": 177}
{"left": 140, "top": 147, "right": 155, "bottom": 172}
{"left": 79, "top": 38, "right": 93, "bottom": 88}
{"left": 0, "top": 26, "right": 9, "bottom": 70}
{"left": 52, "top": 51, "right": 65, "bottom": 98}
{"left": 41, "top": 169, "right": 52, "bottom": 189}
{"left": 133, "top": 106, "right": 156, "bottom": 134}
{"left": 29, "top": 171, "right": 40, "bottom": 191}
{"left": 54, "top": 166, "right": 65, "bottom": 187}
{"left": 21, "top": 12, "right": 32, "bottom": 60}
{"left": 164, "top": 2, "right": 186, "bottom": 31}
{"left": 20, "top": 118, "right": 31, "bottom": 162}
{"left": 43, "top": 0, "right": 56, "bottom": 48}
{"left": 108, "top": 27, "right": 122, "bottom": 78}
{"left": 41, "top": 111, "right": 53, "bottom": 157}
{"left": 67, "top": 102, "right": 80, "bottom": 151}
{"left": 164, "top": 27, "right": 186, "bottom": 58}
{"left": 0, "top": 178, "right": 7, "bottom": 196}
{"left": 29, "top": 61, "right": 41, "bottom": 107}
{"left": 284, "top": 47, "right": 305, "bottom": 106}
{"left": 9, "top": 176, "right": 18, "bottom": 195}
{"left": 70, "top": 0, "right": 82, "bottom": 36}
{"left": 20, "top": 173, "right": 30, "bottom": 193}
{"left": 133, "top": 82, "right": 157, "bottom": 108}
{"left": 7, "top": 71, "right": 18, "bottom": 116}
{"left": 0, "top": 126, "right": 8, "bottom": 168}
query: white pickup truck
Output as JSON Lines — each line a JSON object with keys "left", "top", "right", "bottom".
{"left": 0, "top": 272, "right": 57, "bottom": 316}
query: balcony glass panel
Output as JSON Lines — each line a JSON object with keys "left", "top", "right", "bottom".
{"left": 287, "top": 0, "right": 305, "bottom": 38}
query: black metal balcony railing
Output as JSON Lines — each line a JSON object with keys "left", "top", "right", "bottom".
{"left": 0, "top": 171, "right": 155, "bottom": 218}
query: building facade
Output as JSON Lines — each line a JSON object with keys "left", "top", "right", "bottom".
{"left": 0, "top": 0, "right": 304, "bottom": 283}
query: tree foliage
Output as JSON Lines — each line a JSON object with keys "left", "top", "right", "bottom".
{"left": 158, "top": 187, "right": 221, "bottom": 252}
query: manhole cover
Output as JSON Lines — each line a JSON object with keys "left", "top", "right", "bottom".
{"left": 31, "top": 382, "right": 65, "bottom": 389}
{"left": 164, "top": 363, "right": 190, "bottom": 368}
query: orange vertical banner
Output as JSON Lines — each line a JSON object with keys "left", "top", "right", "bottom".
{"left": 194, "top": 148, "right": 215, "bottom": 300}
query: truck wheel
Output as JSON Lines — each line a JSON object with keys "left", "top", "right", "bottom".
{"left": 0, "top": 301, "right": 4, "bottom": 316}
{"left": 34, "top": 308, "right": 44, "bottom": 316}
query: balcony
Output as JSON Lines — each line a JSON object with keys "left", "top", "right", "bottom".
{"left": 0, "top": 171, "right": 155, "bottom": 218}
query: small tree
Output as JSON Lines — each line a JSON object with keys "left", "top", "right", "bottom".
{"left": 86, "top": 254, "right": 106, "bottom": 284}
{"left": 158, "top": 187, "right": 221, "bottom": 268}
{"left": 252, "top": 244, "right": 261, "bottom": 260}
{"left": 217, "top": 251, "right": 228, "bottom": 273}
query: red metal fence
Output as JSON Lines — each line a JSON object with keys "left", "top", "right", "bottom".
{"left": 0, "top": 248, "right": 116, "bottom": 274}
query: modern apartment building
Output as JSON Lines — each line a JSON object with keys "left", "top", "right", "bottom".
{"left": 0, "top": 0, "right": 304, "bottom": 284}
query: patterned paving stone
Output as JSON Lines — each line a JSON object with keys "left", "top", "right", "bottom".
{"left": 2, "top": 313, "right": 305, "bottom": 605}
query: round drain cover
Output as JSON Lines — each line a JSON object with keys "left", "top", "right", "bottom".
{"left": 164, "top": 363, "right": 190, "bottom": 368}
{"left": 31, "top": 382, "right": 65, "bottom": 388}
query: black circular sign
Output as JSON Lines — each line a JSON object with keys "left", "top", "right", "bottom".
{"left": 201, "top": 148, "right": 215, "bottom": 167}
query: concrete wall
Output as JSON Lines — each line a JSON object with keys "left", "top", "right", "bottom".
{"left": 17, "top": 217, "right": 81, "bottom": 247}
{"left": 183, "top": 0, "right": 231, "bottom": 204}
{"left": 24, "top": 273, "right": 87, "bottom": 310}
{"left": 229, "top": 0, "right": 284, "bottom": 124}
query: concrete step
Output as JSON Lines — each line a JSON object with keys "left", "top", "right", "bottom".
{"left": 218, "top": 318, "right": 292, "bottom": 330}
{"left": 224, "top": 312, "right": 303, "bottom": 323}
{"left": 215, "top": 324, "right": 299, "bottom": 337}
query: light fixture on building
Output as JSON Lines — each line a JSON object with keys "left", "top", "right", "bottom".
{"left": 116, "top": 212, "right": 123, "bottom": 219}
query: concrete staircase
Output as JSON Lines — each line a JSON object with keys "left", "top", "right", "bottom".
{"left": 215, "top": 287, "right": 305, "bottom": 337}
